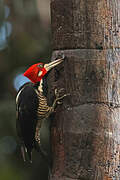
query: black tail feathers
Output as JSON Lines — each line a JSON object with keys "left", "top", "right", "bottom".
{"left": 20, "top": 141, "right": 50, "bottom": 165}
{"left": 20, "top": 145, "right": 32, "bottom": 163}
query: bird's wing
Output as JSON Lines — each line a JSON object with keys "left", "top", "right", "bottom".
{"left": 16, "top": 83, "right": 39, "bottom": 161}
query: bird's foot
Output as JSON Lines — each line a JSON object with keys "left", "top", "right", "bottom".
{"left": 55, "top": 88, "right": 64, "bottom": 98}
{"left": 54, "top": 88, "right": 70, "bottom": 104}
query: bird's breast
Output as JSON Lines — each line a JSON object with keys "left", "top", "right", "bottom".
{"left": 35, "top": 90, "right": 50, "bottom": 119}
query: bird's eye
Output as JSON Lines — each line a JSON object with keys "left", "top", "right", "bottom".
{"left": 37, "top": 64, "right": 43, "bottom": 68}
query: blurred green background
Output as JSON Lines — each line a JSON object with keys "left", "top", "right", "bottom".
{"left": 0, "top": 0, "right": 51, "bottom": 179}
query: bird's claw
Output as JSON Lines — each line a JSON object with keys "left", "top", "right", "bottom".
{"left": 55, "top": 88, "right": 70, "bottom": 99}
{"left": 55, "top": 88, "right": 65, "bottom": 97}
{"left": 57, "top": 101, "right": 63, "bottom": 105}
{"left": 56, "top": 93, "right": 70, "bottom": 103}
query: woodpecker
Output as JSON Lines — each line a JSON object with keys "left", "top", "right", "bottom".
{"left": 16, "top": 58, "right": 67, "bottom": 163}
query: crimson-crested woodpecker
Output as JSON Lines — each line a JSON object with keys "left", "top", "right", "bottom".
{"left": 16, "top": 58, "right": 67, "bottom": 162}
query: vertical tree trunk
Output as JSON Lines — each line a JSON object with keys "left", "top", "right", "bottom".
{"left": 49, "top": 0, "right": 120, "bottom": 179}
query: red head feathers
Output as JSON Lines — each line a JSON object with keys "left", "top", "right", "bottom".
{"left": 23, "top": 63, "right": 47, "bottom": 83}
{"left": 23, "top": 58, "right": 64, "bottom": 83}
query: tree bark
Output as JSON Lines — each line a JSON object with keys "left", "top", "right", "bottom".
{"left": 49, "top": 0, "right": 120, "bottom": 179}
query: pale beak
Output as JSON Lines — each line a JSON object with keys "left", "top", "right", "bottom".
{"left": 44, "top": 58, "right": 64, "bottom": 72}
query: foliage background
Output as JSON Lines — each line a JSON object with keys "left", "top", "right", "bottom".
{"left": 0, "top": 0, "right": 51, "bottom": 179}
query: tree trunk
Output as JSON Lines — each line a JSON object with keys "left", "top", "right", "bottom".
{"left": 49, "top": 0, "right": 120, "bottom": 179}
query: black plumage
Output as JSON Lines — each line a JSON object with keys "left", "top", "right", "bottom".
{"left": 16, "top": 83, "right": 38, "bottom": 160}
{"left": 16, "top": 77, "right": 49, "bottom": 162}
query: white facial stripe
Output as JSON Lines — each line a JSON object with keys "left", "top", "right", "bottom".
{"left": 38, "top": 79, "right": 43, "bottom": 92}
{"left": 38, "top": 71, "right": 43, "bottom": 77}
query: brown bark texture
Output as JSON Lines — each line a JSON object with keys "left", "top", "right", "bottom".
{"left": 49, "top": 0, "right": 120, "bottom": 179}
